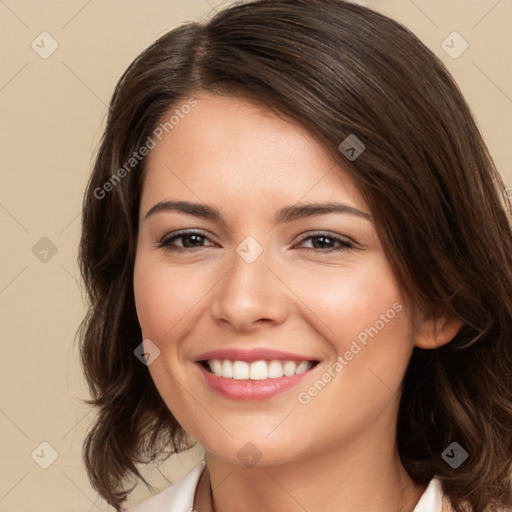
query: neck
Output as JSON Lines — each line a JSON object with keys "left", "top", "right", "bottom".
{"left": 193, "top": 415, "right": 427, "bottom": 512}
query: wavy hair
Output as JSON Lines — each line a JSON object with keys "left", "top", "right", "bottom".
{"left": 78, "top": 0, "right": 512, "bottom": 509}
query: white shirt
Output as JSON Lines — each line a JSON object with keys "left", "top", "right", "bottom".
{"left": 125, "top": 458, "right": 444, "bottom": 512}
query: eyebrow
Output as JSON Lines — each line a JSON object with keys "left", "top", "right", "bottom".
{"left": 144, "top": 200, "right": 372, "bottom": 224}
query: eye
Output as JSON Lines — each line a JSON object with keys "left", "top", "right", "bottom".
{"left": 296, "top": 232, "right": 354, "bottom": 253}
{"left": 156, "top": 230, "right": 215, "bottom": 251}
{"left": 156, "top": 230, "right": 355, "bottom": 253}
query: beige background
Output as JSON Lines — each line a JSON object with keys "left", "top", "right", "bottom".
{"left": 0, "top": 0, "right": 510, "bottom": 510}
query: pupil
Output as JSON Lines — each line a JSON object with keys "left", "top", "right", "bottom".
{"left": 315, "top": 236, "right": 332, "bottom": 248}
{"left": 184, "top": 234, "right": 202, "bottom": 247}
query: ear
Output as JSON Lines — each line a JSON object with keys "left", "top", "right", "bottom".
{"left": 413, "top": 309, "right": 463, "bottom": 349}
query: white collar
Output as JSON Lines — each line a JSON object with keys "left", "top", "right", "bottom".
{"left": 125, "top": 458, "right": 443, "bottom": 512}
{"left": 125, "top": 458, "right": 206, "bottom": 512}
{"left": 412, "top": 478, "right": 443, "bottom": 512}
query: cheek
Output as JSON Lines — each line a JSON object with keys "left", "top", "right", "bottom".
{"left": 297, "top": 258, "right": 413, "bottom": 401}
{"left": 289, "top": 263, "right": 412, "bottom": 441}
{"left": 133, "top": 259, "right": 164, "bottom": 339}
{"left": 295, "top": 257, "right": 406, "bottom": 349}
{"left": 133, "top": 255, "right": 196, "bottom": 340}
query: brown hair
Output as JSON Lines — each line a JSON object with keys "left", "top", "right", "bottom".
{"left": 78, "top": 0, "right": 512, "bottom": 510}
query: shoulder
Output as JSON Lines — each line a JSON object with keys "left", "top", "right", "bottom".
{"left": 122, "top": 458, "right": 206, "bottom": 512}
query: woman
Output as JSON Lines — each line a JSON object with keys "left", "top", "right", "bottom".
{"left": 78, "top": 1, "right": 512, "bottom": 511}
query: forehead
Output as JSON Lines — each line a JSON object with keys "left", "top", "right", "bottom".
{"left": 141, "top": 92, "right": 366, "bottom": 214}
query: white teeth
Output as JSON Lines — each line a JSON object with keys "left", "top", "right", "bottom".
{"left": 268, "top": 360, "right": 284, "bottom": 378}
{"left": 249, "top": 360, "right": 268, "bottom": 380}
{"left": 210, "top": 359, "right": 223, "bottom": 375}
{"left": 295, "top": 361, "right": 310, "bottom": 375}
{"left": 232, "top": 361, "right": 249, "bottom": 380}
{"left": 221, "top": 360, "right": 233, "bottom": 378}
{"left": 205, "top": 359, "right": 315, "bottom": 379}
{"left": 283, "top": 361, "right": 297, "bottom": 376}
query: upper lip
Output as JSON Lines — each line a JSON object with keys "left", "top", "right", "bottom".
{"left": 194, "top": 347, "right": 320, "bottom": 363}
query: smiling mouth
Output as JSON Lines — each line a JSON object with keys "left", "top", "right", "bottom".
{"left": 199, "top": 359, "right": 320, "bottom": 380}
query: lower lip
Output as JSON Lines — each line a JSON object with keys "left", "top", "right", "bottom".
{"left": 196, "top": 362, "right": 316, "bottom": 401}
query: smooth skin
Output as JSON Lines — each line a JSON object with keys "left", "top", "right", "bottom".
{"left": 133, "top": 92, "right": 461, "bottom": 512}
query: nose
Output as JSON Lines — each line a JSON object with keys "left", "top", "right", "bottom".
{"left": 209, "top": 244, "right": 290, "bottom": 333}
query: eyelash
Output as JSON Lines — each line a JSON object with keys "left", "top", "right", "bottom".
{"left": 155, "top": 230, "right": 355, "bottom": 253}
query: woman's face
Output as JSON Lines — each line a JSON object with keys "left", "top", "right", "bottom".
{"left": 133, "top": 92, "right": 418, "bottom": 466}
